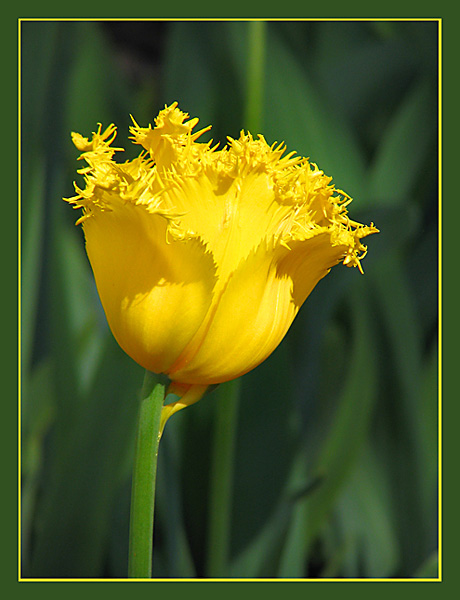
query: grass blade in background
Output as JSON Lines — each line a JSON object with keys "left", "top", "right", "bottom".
{"left": 332, "top": 448, "right": 400, "bottom": 578}
{"left": 21, "top": 20, "right": 145, "bottom": 578}
{"left": 367, "top": 79, "right": 437, "bottom": 207}
{"left": 369, "top": 253, "right": 435, "bottom": 573}
{"left": 229, "top": 342, "right": 297, "bottom": 578}
{"left": 244, "top": 20, "right": 266, "bottom": 134}
{"left": 29, "top": 340, "right": 142, "bottom": 577}
{"left": 154, "top": 417, "right": 197, "bottom": 578}
{"left": 263, "top": 23, "right": 367, "bottom": 203}
{"left": 277, "top": 284, "right": 378, "bottom": 577}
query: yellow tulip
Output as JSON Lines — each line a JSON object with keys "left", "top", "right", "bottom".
{"left": 66, "top": 103, "right": 378, "bottom": 408}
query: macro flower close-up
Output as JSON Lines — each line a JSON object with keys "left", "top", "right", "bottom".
{"left": 68, "top": 103, "right": 377, "bottom": 391}
{"left": 20, "top": 19, "right": 440, "bottom": 582}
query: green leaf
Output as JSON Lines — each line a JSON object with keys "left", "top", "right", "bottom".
{"left": 21, "top": 359, "right": 56, "bottom": 575}
{"left": 155, "top": 417, "right": 197, "bottom": 578}
{"left": 28, "top": 340, "right": 143, "bottom": 577}
{"left": 263, "top": 25, "right": 367, "bottom": 204}
{"left": 163, "top": 21, "right": 250, "bottom": 141}
{"left": 64, "top": 22, "right": 134, "bottom": 144}
{"left": 335, "top": 448, "right": 400, "bottom": 578}
{"left": 369, "top": 252, "right": 434, "bottom": 571}
{"left": 21, "top": 155, "right": 46, "bottom": 373}
{"left": 228, "top": 342, "right": 298, "bottom": 577}
{"left": 277, "top": 284, "right": 378, "bottom": 577}
{"left": 419, "top": 343, "right": 439, "bottom": 523}
{"left": 367, "top": 79, "right": 437, "bottom": 207}
{"left": 312, "top": 22, "right": 419, "bottom": 124}
{"left": 413, "top": 551, "right": 439, "bottom": 579}
{"left": 21, "top": 21, "right": 61, "bottom": 372}
{"left": 228, "top": 501, "right": 290, "bottom": 578}
{"left": 20, "top": 21, "right": 60, "bottom": 155}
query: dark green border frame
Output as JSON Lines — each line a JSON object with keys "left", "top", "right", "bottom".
{"left": 10, "top": 1, "right": 454, "bottom": 595}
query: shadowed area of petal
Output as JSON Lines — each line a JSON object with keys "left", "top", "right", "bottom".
{"left": 83, "top": 203, "right": 217, "bottom": 374}
{"left": 167, "top": 241, "right": 295, "bottom": 384}
{"left": 67, "top": 104, "right": 378, "bottom": 389}
{"left": 164, "top": 170, "right": 281, "bottom": 281}
{"left": 168, "top": 230, "right": 359, "bottom": 385}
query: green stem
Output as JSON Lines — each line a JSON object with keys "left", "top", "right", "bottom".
{"left": 128, "top": 371, "right": 167, "bottom": 578}
{"left": 244, "top": 20, "right": 267, "bottom": 133}
{"left": 206, "top": 379, "right": 241, "bottom": 577}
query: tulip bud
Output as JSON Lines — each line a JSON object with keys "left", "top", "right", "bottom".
{"left": 66, "top": 103, "right": 378, "bottom": 387}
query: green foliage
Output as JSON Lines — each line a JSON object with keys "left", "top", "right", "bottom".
{"left": 20, "top": 19, "right": 439, "bottom": 579}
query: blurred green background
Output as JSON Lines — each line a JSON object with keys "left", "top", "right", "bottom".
{"left": 20, "top": 19, "right": 439, "bottom": 579}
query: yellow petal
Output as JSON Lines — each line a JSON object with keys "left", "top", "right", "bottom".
{"left": 165, "top": 168, "right": 284, "bottom": 282}
{"left": 159, "top": 382, "right": 209, "bottom": 437}
{"left": 83, "top": 203, "right": 217, "bottom": 374}
{"left": 66, "top": 103, "right": 378, "bottom": 394}
{"left": 167, "top": 230, "right": 344, "bottom": 384}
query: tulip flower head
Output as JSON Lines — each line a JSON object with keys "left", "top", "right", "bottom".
{"left": 67, "top": 103, "right": 378, "bottom": 403}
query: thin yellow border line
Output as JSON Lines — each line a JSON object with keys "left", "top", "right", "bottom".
{"left": 18, "top": 577, "right": 441, "bottom": 583}
{"left": 437, "top": 17, "right": 442, "bottom": 583}
{"left": 18, "top": 17, "right": 442, "bottom": 584}
{"left": 18, "top": 17, "right": 440, "bottom": 22}
{"left": 18, "top": 17, "right": 23, "bottom": 585}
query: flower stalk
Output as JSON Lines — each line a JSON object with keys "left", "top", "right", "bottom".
{"left": 206, "top": 379, "right": 241, "bottom": 577}
{"left": 128, "top": 371, "right": 167, "bottom": 578}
